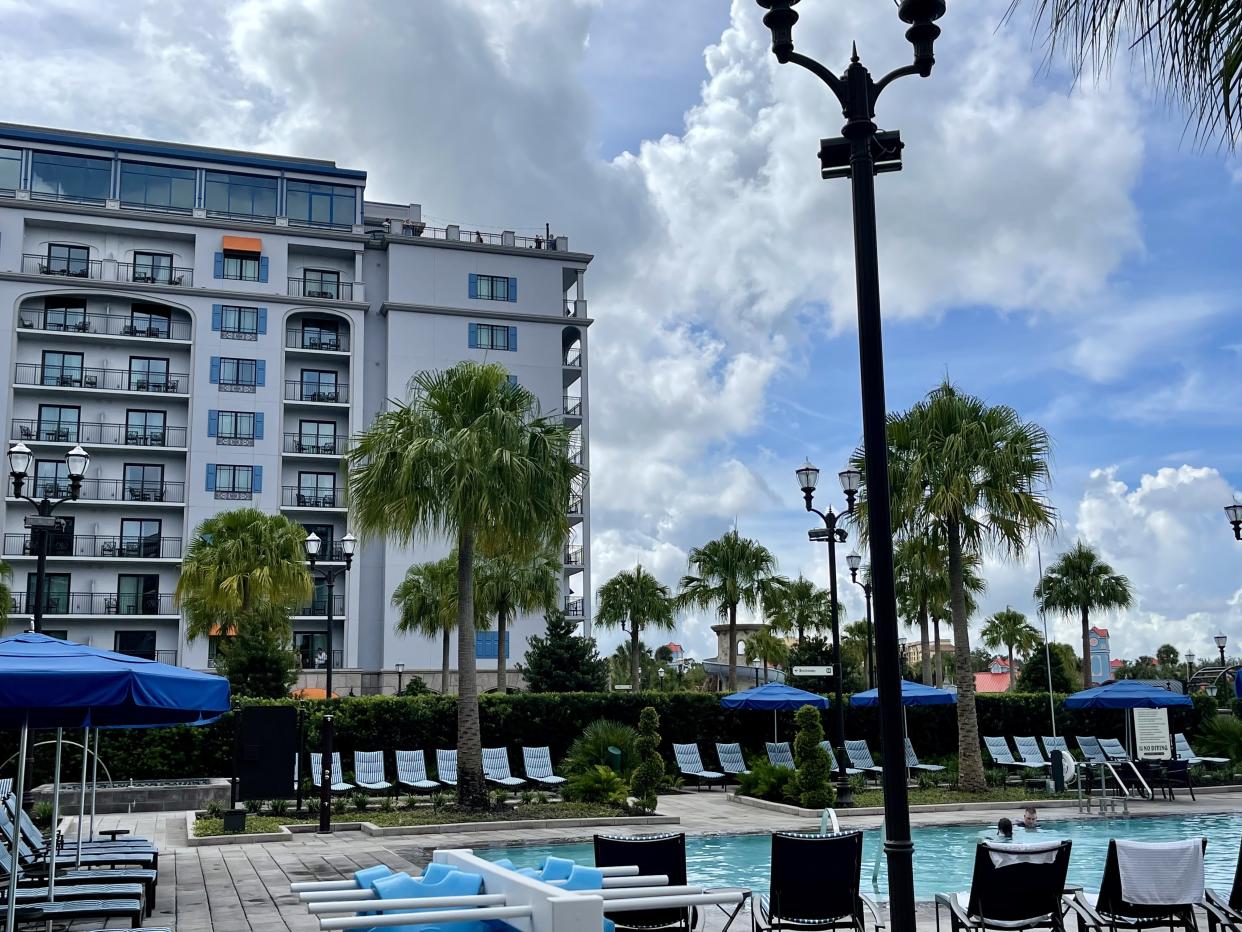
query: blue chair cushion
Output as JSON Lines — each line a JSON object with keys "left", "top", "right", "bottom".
{"left": 539, "top": 856, "right": 575, "bottom": 882}
{"left": 561, "top": 866, "right": 604, "bottom": 891}
{"left": 355, "top": 865, "right": 394, "bottom": 888}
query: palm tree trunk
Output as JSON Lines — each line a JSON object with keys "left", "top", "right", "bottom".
{"left": 1081, "top": 604, "right": 1093, "bottom": 690}
{"left": 727, "top": 603, "right": 738, "bottom": 692}
{"left": 630, "top": 623, "right": 641, "bottom": 691}
{"left": 919, "top": 598, "right": 931, "bottom": 685}
{"left": 948, "top": 519, "right": 986, "bottom": 792}
{"left": 763, "top": 658, "right": 769, "bottom": 683}
{"left": 455, "top": 527, "right": 487, "bottom": 809}
{"left": 441, "top": 628, "right": 451, "bottom": 694}
{"left": 496, "top": 603, "right": 508, "bottom": 694}
{"left": 1008, "top": 644, "right": 1015, "bottom": 691}
{"left": 933, "top": 615, "right": 944, "bottom": 686}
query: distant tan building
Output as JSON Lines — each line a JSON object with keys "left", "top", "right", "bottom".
{"left": 904, "top": 638, "right": 953, "bottom": 668}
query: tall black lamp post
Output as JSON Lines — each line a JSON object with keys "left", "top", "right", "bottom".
{"left": 395, "top": 662, "right": 405, "bottom": 695}
{"left": 1185, "top": 651, "right": 1196, "bottom": 687}
{"left": 304, "top": 530, "right": 355, "bottom": 834}
{"left": 846, "top": 551, "right": 875, "bottom": 689}
{"left": 7, "top": 441, "right": 90, "bottom": 632}
{"left": 759, "top": 3, "right": 945, "bottom": 926}
{"left": 797, "top": 460, "right": 859, "bottom": 807}
{"left": 1216, "top": 633, "right": 1228, "bottom": 668}
{"left": 1226, "top": 504, "right": 1242, "bottom": 541}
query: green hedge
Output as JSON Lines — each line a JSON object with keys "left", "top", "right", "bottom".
{"left": 1, "top": 690, "right": 1219, "bottom": 783}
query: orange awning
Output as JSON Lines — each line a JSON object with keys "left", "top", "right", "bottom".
{"left": 222, "top": 235, "right": 262, "bottom": 253}
{"left": 208, "top": 624, "right": 232, "bottom": 637}
{"left": 292, "top": 687, "right": 339, "bottom": 700}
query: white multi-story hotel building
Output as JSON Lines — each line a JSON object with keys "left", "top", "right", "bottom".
{"left": 0, "top": 123, "right": 592, "bottom": 690}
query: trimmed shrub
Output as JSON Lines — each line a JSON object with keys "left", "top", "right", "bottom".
{"left": 564, "top": 720, "right": 639, "bottom": 778}
{"left": 629, "top": 706, "right": 665, "bottom": 813}
{"left": 738, "top": 759, "right": 797, "bottom": 804}
{"left": 791, "top": 705, "right": 834, "bottom": 809}
{"left": 564, "top": 765, "right": 628, "bottom": 805}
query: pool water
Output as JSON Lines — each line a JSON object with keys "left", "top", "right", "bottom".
{"left": 481, "top": 812, "right": 1242, "bottom": 901}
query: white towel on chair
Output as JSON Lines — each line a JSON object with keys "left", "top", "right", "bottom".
{"left": 985, "top": 841, "right": 1061, "bottom": 868}
{"left": 1116, "top": 839, "right": 1204, "bottom": 906}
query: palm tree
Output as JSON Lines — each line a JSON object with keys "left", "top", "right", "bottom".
{"left": 475, "top": 545, "right": 561, "bottom": 692}
{"left": 1034, "top": 541, "right": 1133, "bottom": 689}
{"left": 595, "top": 565, "right": 676, "bottom": 690}
{"left": 980, "top": 607, "right": 1043, "bottom": 690}
{"left": 677, "top": 529, "right": 779, "bottom": 691}
{"left": 346, "top": 361, "right": 578, "bottom": 809}
{"left": 610, "top": 639, "right": 654, "bottom": 688}
{"left": 854, "top": 381, "right": 1055, "bottom": 791}
{"left": 745, "top": 625, "right": 789, "bottom": 683}
{"left": 763, "top": 575, "right": 832, "bottom": 644}
{"left": 392, "top": 556, "right": 460, "bottom": 692}
{"left": 176, "top": 508, "right": 312, "bottom": 640}
{"left": 1014, "top": 0, "right": 1241, "bottom": 148}
{"left": 894, "top": 534, "right": 985, "bottom": 686}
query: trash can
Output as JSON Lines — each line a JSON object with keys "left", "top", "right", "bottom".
{"left": 606, "top": 746, "right": 622, "bottom": 773}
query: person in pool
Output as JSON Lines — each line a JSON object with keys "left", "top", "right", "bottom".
{"left": 995, "top": 817, "right": 1013, "bottom": 840}
{"left": 1022, "top": 806, "right": 1039, "bottom": 831}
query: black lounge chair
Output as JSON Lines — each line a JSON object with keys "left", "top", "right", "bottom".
{"left": 1066, "top": 838, "right": 1205, "bottom": 932}
{"left": 758, "top": 831, "right": 883, "bottom": 931}
{"left": 1206, "top": 839, "right": 1242, "bottom": 932}
{"left": 7, "top": 896, "right": 146, "bottom": 929}
{"left": 935, "top": 840, "right": 1071, "bottom": 932}
{"left": 594, "top": 832, "right": 694, "bottom": 931}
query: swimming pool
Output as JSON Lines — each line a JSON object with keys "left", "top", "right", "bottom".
{"left": 480, "top": 812, "right": 1242, "bottom": 901}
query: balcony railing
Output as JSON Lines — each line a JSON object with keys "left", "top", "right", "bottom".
{"left": 120, "top": 649, "right": 178, "bottom": 664}
{"left": 568, "top": 494, "right": 583, "bottom": 515}
{"left": 116, "top": 263, "right": 194, "bottom": 287}
{"left": 308, "top": 541, "right": 348, "bottom": 562}
{"left": 294, "top": 594, "right": 346, "bottom": 616}
{"left": 564, "top": 349, "right": 582, "bottom": 368}
{"left": 11, "top": 420, "right": 187, "bottom": 448}
{"left": 285, "top": 329, "right": 350, "bottom": 352}
{"left": 282, "top": 486, "right": 341, "bottom": 509}
{"left": 15, "top": 364, "right": 187, "bottom": 395}
{"left": 563, "top": 396, "right": 582, "bottom": 418}
{"left": 283, "top": 434, "right": 344, "bottom": 456}
{"left": 9, "top": 592, "right": 177, "bottom": 615}
{"left": 296, "top": 650, "right": 343, "bottom": 670}
{"left": 569, "top": 447, "right": 583, "bottom": 465}
{"left": 284, "top": 381, "right": 348, "bottom": 403}
{"left": 17, "top": 308, "right": 191, "bottom": 341}
{"left": 287, "top": 278, "right": 354, "bottom": 301}
{"left": 387, "top": 223, "right": 559, "bottom": 251}
{"left": 16, "top": 479, "right": 185, "bottom": 504}
{"left": 23, "top": 254, "right": 103, "bottom": 279}
{"left": 564, "top": 546, "right": 584, "bottom": 566}
{"left": 565, "top": 598, "right": 584, "bottom": 617}
{"left": 2, "top": 534, "right": 182, "bottom": 559}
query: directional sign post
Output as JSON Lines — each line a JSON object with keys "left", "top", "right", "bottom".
{"left": 792, "top": 665, "right": 834, "bottom": 677}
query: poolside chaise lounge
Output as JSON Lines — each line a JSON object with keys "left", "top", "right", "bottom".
{"left": 1066, "top": 838, "right": 1205, "bottom": 932}
{"left": 353, "top": 750, "right": 394, "bottom": 793}
{"left": 1013, "top": 736, "right": 1051, "bottom": 772}
{"left": 309, "top": 752, "right": 353, "bottom": 792}
{"left": 0, "top": 845, "right": 148, "bottom": 914}
{"left": 905, "top": 738, "right": 945, "bottom": 773}
{"left": 819, "top": 740, "right": 862, "bottom": 777}
{"left": 435, "top": 748, "right": 458, "bottom": 786}
{"left": 1041, "top": 735, "right": 1082, "bottom": 782}
{"left": 482, "top": 747, "right": 526, "bottom": 789}
{"left": 1075, "top": 735, "right": 1108, "bottom": 764}
{"left": 594, "top": 832, "right": 694, "bottom": 932}
{"left": 766, "top": 741, "right": 795, "bottom": 769}
{"left": 672, "top": 743, "right": 725, "bottom": 790}
{"left": 3, "top": 796, "right": 156, "bottom": 854}
{"left": 843, "top": 738, "right": 885, "bottom": 781}
{"left": 715, "top": 742, "right": 750, "bottom": 778}
{"left": 757, "top": 831, "right": 883, "bottom": 932}
{"left": 1175, "top": 732, "right": 1228, "bottom": 766}
{"left": 522, "top": 746, "right": 567, "bottom": 787}
{"left": 983, "top": 736, "right": 1028, "bottom": 774}
{"left": 935, "top": 839, "right": 1072, "bottom": 932}
{"left": 0, "top": 777, "right": 10, "bottom": 797}
{"left": 394, "top": 750, "right": 440, "bottom": 792}
{"left": 1, "top": 803, "right": 157, "bottom": 868}
{"left": 1205, "top": 838, "right": 1242, "bottom": 932}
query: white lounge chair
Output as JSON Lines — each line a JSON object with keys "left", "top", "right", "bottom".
{"left": 672, "top": 743, "right": 725, "bottom": 790}
{"left": 1174, "top": 732, "right": 1228, "bottom": 766}
{"left": 395, "top": 750, "right": 440, "bottom": 792}
{"left": 521, "top": 746, "right": 566, "bottom": 787}
{"left": 435, "top": 749, "right": 458, "bottom": 786}
{"left": 310, "top": 752, "right": 353, "bottom": 792}
{"left": 905, "top": 738, "right": 944, "bottom": 773}
{"left": 715, "top": 742, "right": 750, "bottom": 777}
{"left": 766, "top": 741, "right": 795, "bottom": 769}
{"left": 482, "top": 747, "right": 525, "bottom": 789}
{"left": 843, "top": 739, "right": 884, "bottom": 781}
{"left": 983, "top": 736, "right": 1027, "bottom": 773}
{"left": 819, "top": 740, "right": 861, "bottom": 776}
{"left": 353, "top": 750, "right": 393, "bottom": 793}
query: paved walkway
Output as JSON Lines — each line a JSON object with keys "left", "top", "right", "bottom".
{"left": 53, "top": 791, "right": 1242, "bottom": 931}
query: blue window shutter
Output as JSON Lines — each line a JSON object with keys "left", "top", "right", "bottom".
{"left": 508, "top": 326, "right": 517, "bottom": 351}
{"left": 254, "top": 412, "right": 264, "bottom": 440}
{"left": 252, "top": 465, "right": 263, "bottom": 492}
{"left": 209, "top": 356, "right": 220, "bottom": 384}
{"left": 205, "top": 464, "right": 216, "bottom": 491}
{"left": 213, "top": 252, "right": 224, "bottom": 279}
{"left": 256, "top": 360, "right": 266, "bottom": 386}
{"left": 508, "top": 277, "right": 517, "bottom": 302}
{"left": 258, "top": 256, "right": 269, "bottom": 283}
{"left": 257, "top": 308, "right": 268, "bottom": 334}
{"left": 211, "top": 304, "right": 222, "bottom": 331}
{"left": 468, "top": 273, "right": 478, "bottom": 299}
{"left": 468, "top": 323, "right": 478, "bottom": 348}
{"left": 207, "top": 410, "right": 218, "bottom": 437}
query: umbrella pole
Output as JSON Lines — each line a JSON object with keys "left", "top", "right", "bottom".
{"left": 76, "top": 727, "right": 88, "bottom": 865}
{"left": 88, "top": 729, "right": 99, "bottom": 842}
{"left": 4, "top": 715, "right": 29, "bottom": 932}
{"left": 47, "top": 728, "right": 62, "bottom": 903}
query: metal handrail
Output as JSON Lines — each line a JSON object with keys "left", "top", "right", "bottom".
{"left": 563, "top": 396, "right": 583, "bottom": 417}
{"left": 283, "top": 434, "right": 344, "bottom": 455}
{"left": 14, "top": 364, "right": 188, "bottom": 394}
{"left": 22, "top": 254, "right": 102, "bottom": 279}
{"left": 282, "top": 486, "right": 342, "bottom": 508}
{"left": 10, "top": 420, "right": 186, "bottom": 447}
{"left": 9, "top": 592, "right": 177, "bottom": 615}
{"left": 285, "top": 329, "right": 349, "bottom": 352}
{"left": 284, "top": 381, "right": 348, "bottom": 403}
{"left": 115, "top": 263, "right": 193, "bottom": 287}
{"left": 15, "top": 479, "right": 185, "bottom": 504}
{"left": 287, "top": 278, "right": 354, "bottom": 301}
{"left": 294, "top": 594, "right": 346, "bottom": 616}
{"left": 2, "top": 533, "right": 182, "bottom": 559}
{"left": 16, "top": 308, "right": 191, "bottom": 341}
{"left": 565, "top": 598, "right": 584, "bottom": 617}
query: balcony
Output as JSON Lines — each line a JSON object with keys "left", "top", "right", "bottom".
{"left": 23, "top": 254, "right": 102, "bottom": 280}
{"left": 563, "top": 396, "right": 582, "bottom": 418}
{"left": 568, "top": 494, "right": 583, "bottom": 516}
{"left": 283, "top": 434, "right": 344, "bottom": 456}
{"left": 282, "top": 487, "right": 342, "bottom": 509}
{"left": 564, "top": 349, "right": 582, "bottom": 368}
{"left": 15, "top": 365, "right": 187, "bottom": 395}
{"left": 565, "top": 598, "right": 584, "bottom": 618}
{"left": 306, "top": 541, "right": 348, "bottom": 562}
{"left": 295, "top": 650, "right": 343, "bottom": 670}
{"left": 285, "top": 329, "right": 350, "bottom": 352}
{"left": 287, "top": 278, "right": 354, "bottom": 301}
{"left": 9, "top": 592, "right": 177, "bottom": 616}
{"left": 15, "top": 479, "right": 185, "bottom": 504}
{"left": 124, "top": 649, "right": 178, "bottom": 664}
{"left": 564, "top": 546, "right": 584, "bottom": 567}
{"left": 294, "top": 594, "right": 346, "bottom": 616}
{"left": 17, "top": 309, "right": 191, "bottom": 342}
{"left": 569, "top": 446, "right": 583, "bottom": 465}
{"left": 2, "top": 534, "right": 182, "bottom": 559}
{"left": 284, "top": 381, "right": 348, "bottom": 404}
{"left": 11, "top": 420, "right": 187, "bottom": 449}
{"left": 116, "top": 263, "right": 194, "bottom": 287}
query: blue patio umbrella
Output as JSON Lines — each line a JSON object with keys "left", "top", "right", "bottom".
{"left": 849, "top": 679, "right": 957, "bottom": 707}
{"left": 1063, "top": 680, "right": 1192, "bottom": 710}
{"left": 721, "top": 682, "right": 829, "bottom": 740}
{"left": 0, "top": 632, "right": 229, "bottom": 926}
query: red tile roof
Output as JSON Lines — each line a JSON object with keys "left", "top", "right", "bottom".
{"left": 974, "top": 672, "right": 1012, "bottom": 693}
{"left": 990, "top": 655, "right": 1011, "bottom": 670}
{"left": 665, "top": 642, "right": 684, "bottom": 653}
{"left": 1090, "top": 627, "right": 1110, "bottom": 638}
{"left": 1110, "top": 659, "right": 1123, "bottom": 669}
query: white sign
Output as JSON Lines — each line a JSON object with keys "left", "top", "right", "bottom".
{"left": 1133, "top": 708, "right": 1172, "bottom": 760}
{"left": 792, "top": 665, "right": 834, "bottom": 677}
{"left": 612, "top": 684, "right": 632, "bottom": 691}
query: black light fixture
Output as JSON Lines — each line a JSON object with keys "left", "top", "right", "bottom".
{"left": 395, "top": 662, "right": 405, "bottom": 695}
{"left": 1216, "top": 632, "right": 1228, "bottom": 667}
{"left": 1226, "top": 503, "right": 1242, "bottom": 541}
{"left": 846, "top": 550, "right": 875, "bottom": 689}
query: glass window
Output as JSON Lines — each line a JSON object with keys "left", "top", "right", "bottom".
{"left": 34, "top": 460, "right": 69, "bottom": 498}
{"left": 219, "top": 358, "right": 257, "bottom": 386}
{"left": 302, "top": 269, "right": 340, "bottom": 299}
{"left": 221, "top": 305, "right": 259, "bottom": 335}
{"left": 126, "top": 410, "right": 165, "bottom": 445}
{"left": 41, "top": 351, "right": 84, "bottom": 387}
{"left": 204, "top": 170, "right": 277, "bottom": 219}
{"left": 216, "top": 464, "right": 253, "bottom": 493}
{"left": 300, "top": 369, "right": 337, "bottom": 402}
{"left": 119, "top": 161, "right": 195, "bottom": 211}
{"left": 298, "top": 420, "right": 336, "bottom": 453}
{"left": 476, "top": 323, "right": 510, "bottom": 350}
{"left": 476, "top": 275, "right": 510, "bottom": 301}
{"left": 132, "top": 252, "right": 174, "bottom": 284}
{"left": 129, "top": 304, "right": 171, "bottom": 338}
{"left": 44, "top": 297, "right": 87, "bottom": 331}
{"left": 222, "top": 252, "right": 261, "bottom": 281}
{"left": 120, "top": 519, "right": 161, "bottom": 558}
{"left": 301, "top": 319, "right": 339, "bottom": 350}
{"left": 297, "top": 472, "right": 336, "bottom": 507}
{"left": 217, "top": 411, "right": 255, "bottom": 440}
{"left": 0, "top": 146, "right": 21, "bottom": 190}
{"left": 37, "top": 405, "right": 79, "bottom": 442}
{"left": 286, "top": 180, "right": 356, "bottom": 228}
{"left": 27, "top": 573, "right": 70, "bottom": 614}
{"left": 46, "top": 244, "right": 90, "bottom": 277}
{"left": 114, "top": 625, "right": 158, "bottom": 652}
{"left": 129, "top": 356, "right": 169, "bottom": 391}
{"left": 31, "top": 152, "right": 110, "bottom": 203}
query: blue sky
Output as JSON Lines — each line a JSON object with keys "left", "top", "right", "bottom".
{"left": 0, "top": 0, "right": 1236, "bottom": 665}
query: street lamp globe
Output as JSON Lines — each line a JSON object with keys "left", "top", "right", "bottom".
{"left": 1226, "top": 503, "right": 1242, "bottom": 540}
{"left": 1216, "top": 633, "right": 1228, "bottom": 652}
{"left": 7, "top": 442, "right": 32, "bottom": 479}
{"left": 838, "top": 468, "right": 862, "bottom": 495}
{"left": 658, "top": 667, "right": 666, "bottom": 681}
{"left": 303, "top": 531, "right": 322, "bottom": 559}
{"left": 1187, "top": 651, "right": 1195, "bottom": 667}
{"left": 65, "top": 445, "right": 89, "bottom": 479}
{"left": 796, "top": 459, "right": 820, "bottom": 494}
{"left": 846, "top": 551, "right": 863, "bottom": 573}
{"left": 341, "top": 533, "right": 358, "bottom": 557}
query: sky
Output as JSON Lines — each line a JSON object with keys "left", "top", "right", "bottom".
{"left": 3, "top": 0, "right": 1238, "bottom": 666}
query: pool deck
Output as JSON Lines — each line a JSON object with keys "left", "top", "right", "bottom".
{"left": 59, "top": 791, "right": 1242, "bottom": 931}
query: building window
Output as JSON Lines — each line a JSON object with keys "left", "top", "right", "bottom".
{"left": 302, "top": 269, "right": 340, "bottom": 299}
{"left": 30, "top": 152, "right": 111, "bottom": 203}
{"left": 298, "top": 420, "right": 336, "bottom": 454}
{"left": 44, "top": 297, "right": 87, "bottom": 331}
{"left": 34, "top": 460, "right": 69, "bottom": 498}
{"left": 213, "top": 464, "right": 255, "bottom": 499}
{"left": 204, "top": 170, "right": 278, "bottom": 219}
{"left": 129, "top": 304, "right": 171, "bottom": 338}
{"left": 114, "top": 628, "right": 157, "bottom": 656}
{"left": 221, "top": 252, "right": 261, "bottom": 282}
{"left": 300, "top": 319, "right": 340, "bottom": 350}
{"left": 46, "top": 244, "right": 91, "bottom": 277}
{"left": 297, "top": 472, "right": 336, "bottom": 508}
{"left": 221, "top": 305, "right": 260, "bottom": 339}
{"left": 472, "top": 323, "right": 510, "bottom": 351}
{"left": 300, "top": 369, "right": 338, "bottom": 402}
{"left": 128, "top": 356, "right": 170, "bottom": 392}
{"left": 119, "top": 161, "right": 195, "bottom": 212}
{"left": 36, "top": 405, "right": 79, "bottom": 443}
{"left": 474, "top": 274, "right": 511, "bottom": 301}
{"left": 120, "top": 519, "right": 162, "bottom": 559}
{"left": 132, "top": 252, "right": 175, "bottom": 284}
{"left": 0, "top": 146, "right": 20, "bottom": 191}
{"left": 216, "top": 357, "right": 259, "bottom": 391}
{"left": 117, "top": 575, "right": 160, "bottom": 616}
{"left": 40, "top": 350, "right": 84, "bottom": 387}
{"left": 126, "top": 410, "right": 166, "bottom": 446}
{"left": 214, "top": 411, "right": 256, "bottom": 445}
{"left": 286, "top": 180, "right": 356, "bottom": 229}
{"left": 26, "top": 573, "right": 70, "bottom": 615}
{"left": 124, "top": 463, "right": 165, "bottom": 502}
